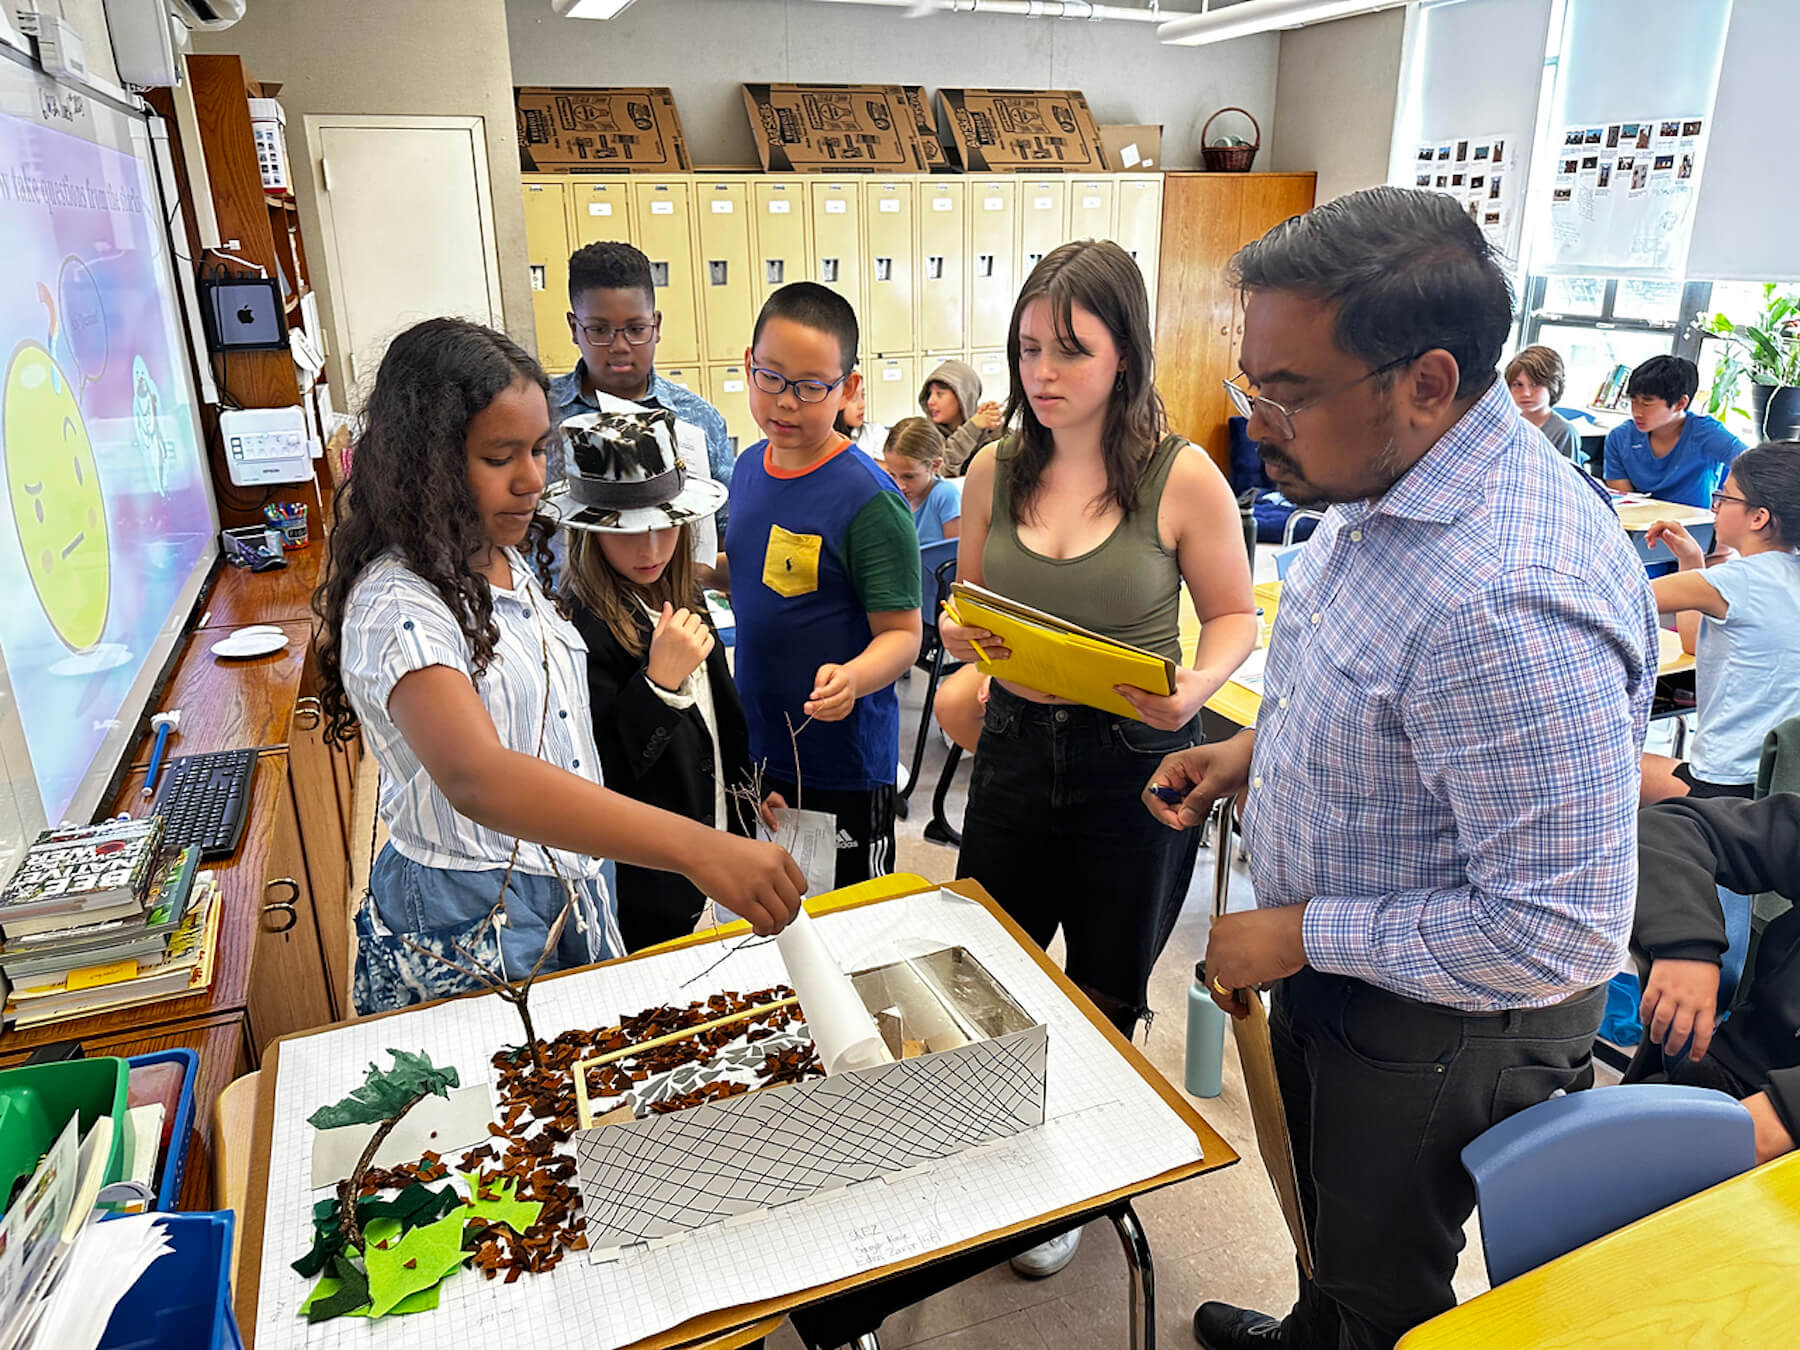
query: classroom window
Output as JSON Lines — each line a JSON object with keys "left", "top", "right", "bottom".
{"left": 1523, "top": 272, "right": 1710, "bottom": 410}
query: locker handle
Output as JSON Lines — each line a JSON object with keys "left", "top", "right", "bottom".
{"left": 926, "top": 256, "right": 944, "bottom": 280}
{"left": 977, "top": 254, "right": 996, "bottom": 278}
{"left": 650, "top": 261, "right": 670, "bottom": 288}
{"left": 708, "top": 260, "right": 729, "bottom": 286}
{"left": 874, "top": 258, "right": 893, "bottom": 282}
{"left": 820, "top": 259, "right": 840, "bottom": 283}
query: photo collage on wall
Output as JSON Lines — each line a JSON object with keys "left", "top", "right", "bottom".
{"left": 1547, "top": 115, "right": 1706, "bottom": 272}
{"left": 1411, "top": 131, "right": 1520, "bottom": 257}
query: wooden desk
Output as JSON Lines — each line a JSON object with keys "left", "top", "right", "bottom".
{"left": 1398, "top": 1150, "right": 1800, "bottom": 1348}
{"left": 0, "top": 544, "right": 353, "bottom": 1201}
{"left": 235, "top": 879, "right": 1237, "bottom": 1348}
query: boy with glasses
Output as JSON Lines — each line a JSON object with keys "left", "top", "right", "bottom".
{"left": 551, "top": 242, "right": 735, "bottom": 556}
{"left": 722, "top": 283, "right": 921, "bottom": 887}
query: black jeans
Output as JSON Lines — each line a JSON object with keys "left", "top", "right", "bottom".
{"left": 1271, "top": 967, "right": 1604, "bottom": 1350}
{"left": 956, "top": 684, "right": 1201, "bottom": 1035}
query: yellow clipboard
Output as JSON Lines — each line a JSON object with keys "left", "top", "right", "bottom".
{"left": 945, "top": 581, "right": 1176, "bottom": 721}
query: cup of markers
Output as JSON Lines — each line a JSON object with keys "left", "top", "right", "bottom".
{"left": 263, "top": 501, "right": 310, "bottom": 551}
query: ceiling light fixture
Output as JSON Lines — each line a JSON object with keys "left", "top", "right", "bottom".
{"left": 1158, "top": 0, "right": 1405, "bottom": 46}
{"left": 553, "top": 0, "right": 639, "bottom": 19}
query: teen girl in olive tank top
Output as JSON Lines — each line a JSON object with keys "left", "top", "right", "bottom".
{"left": 940, "top": 240, "right": 1257, "bottom": 1039}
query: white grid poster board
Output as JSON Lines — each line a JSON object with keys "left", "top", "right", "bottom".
{"left": 250, "top": 889, "right": 1206, "bottom": 1349}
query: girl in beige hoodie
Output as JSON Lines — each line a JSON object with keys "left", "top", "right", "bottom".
{"left": 919, "top": 358, "right": 1003, "bottom": 475}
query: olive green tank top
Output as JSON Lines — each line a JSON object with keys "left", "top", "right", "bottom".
{"left": 982, "top": 434, "right": 1185, "bottom": 663}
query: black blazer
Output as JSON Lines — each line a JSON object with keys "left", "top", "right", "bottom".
{"left": 572, "top": 602, "right": 754, "bottom": 951}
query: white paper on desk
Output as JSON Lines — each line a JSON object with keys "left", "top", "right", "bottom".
{"left": 308, "top": 1082, "right": 496, "bottom": 1190}
{"left": 1231, "top": 645, "right": 1269, "bottom": 689}
{"left": 763, "top": 806, "right": 836, "bottom": 897}
{"left": 253, "top": 890, "right": 1204, "bottom": 1350}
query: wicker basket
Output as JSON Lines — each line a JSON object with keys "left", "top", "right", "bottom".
{"left": 1201, "top": 107, "right": 1261, "bottom": 173}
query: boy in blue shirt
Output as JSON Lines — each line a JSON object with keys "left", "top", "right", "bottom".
{"left": 1604, "top": 355, "right": 1745, "bottom": 507}
{"left": 725, "top": 284, "right": 922, "bottom": 887}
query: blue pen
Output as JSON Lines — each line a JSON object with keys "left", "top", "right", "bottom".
{"left": 142, "top": 710, "right": 182, "bottom": 799}
{"left": 1150, "top": 784, "right": 1186, "bottom": 805}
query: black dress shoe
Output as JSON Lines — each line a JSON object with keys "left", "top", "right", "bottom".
{"left": 1193, "top": 1301, "right": 1286, "bottom": 1349}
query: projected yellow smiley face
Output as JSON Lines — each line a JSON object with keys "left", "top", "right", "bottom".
{"left": 5, "top": 340, "right": 110, "bottom": 650}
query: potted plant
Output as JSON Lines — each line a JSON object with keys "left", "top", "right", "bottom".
{"left": 1700, "top": 284, "right": 1800, "bottom": 441}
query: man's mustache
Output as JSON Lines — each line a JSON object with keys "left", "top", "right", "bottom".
{"left": 1258, "top": 443, "right": 1298, "bottom": 474}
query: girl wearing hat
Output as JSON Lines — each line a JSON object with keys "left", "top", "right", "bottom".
{"left": 557, "top": 407, "right": 777, "bottom": 951}
{"left": 314, "top": 319, "right": 805, "bottom": 1012}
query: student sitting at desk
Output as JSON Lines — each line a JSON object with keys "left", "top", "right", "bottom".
{"left": 1629, "top": 793, "right": 1800, "bottom": 1165}
{"left": 1505, "top": 344, "right": 1580, "bottom": 459}
{"left": 882, "top": 417, "right": 962, "bottom": 545}
{"left": 1604, "top": 355, "right": 1745, "bottom": 508}
{"left": 1640, "top": 442, "right": 1800, "bottom": 803}
{"left": 313, "top": 319, "right": 804, "bottom": 1013}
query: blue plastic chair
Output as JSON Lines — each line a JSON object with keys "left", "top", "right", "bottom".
{"left": 1461, "top": 1083, "right": 1755, "bottom": 1286}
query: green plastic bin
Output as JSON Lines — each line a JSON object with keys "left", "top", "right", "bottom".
{"left": 0, "top": 1057, "right": 129, "bottom": 1206}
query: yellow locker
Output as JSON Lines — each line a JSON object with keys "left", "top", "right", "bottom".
{"left": 1115, "top": 175, "right": 1165, "bottom": 316}
{"left": 1018, "top": 179, "right": 1069, "bottom": 272}
{"left": 632, "top": 179, "right": 700, "bottom": 365}
{"left": 971, "top": 349, "right": 1011, "bottom": 410}
{"left": 695, "top": 179, "right": 754, "bottom": 364}
{"left": 752, "top": 179, "right": 809, "bottom": 309}
{"left": 807, "top": 180, "right": 863, "bottom": 314}
{"left": 863, "top": 179, "right": 915, "bottom": 357}
{"left": 521, "top": 179, "right": 576, "bottom": 372}
{"left": 706, "top": 363, "right": 757, "bottom": 455}
{"left": 917, "top": 179, "right": 965, "bottom": 355}
{"left": 570, "top": 179, "right": 633, "bottom": 247}
{"left": 658, "top": 364, "right": 701, "bottom": 396}
{"left": 866, "top": 355, "right": 916, "bottom": 429}
{"left": 966, "top": 178, "right": 1017, "bottom": 352}
{"left": 1068, "top": 177, "right": 1116, "bottom": 243}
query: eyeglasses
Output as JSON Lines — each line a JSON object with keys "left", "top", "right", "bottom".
{"left": 1711, "top": 490, "right": 1753, "bottom": 511}
{"left": 1223, "top": 353, "right": 1421, "bottom": 442}
{"left": 748, "top": 364, "right": 850, "bottom": 404}
{"left": 576, "top": 320, "right": 657, "bottom": 347}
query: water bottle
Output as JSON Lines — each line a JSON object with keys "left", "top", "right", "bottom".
{"left": 1186, "top": 960, "right": 1226, "bottom": 1098}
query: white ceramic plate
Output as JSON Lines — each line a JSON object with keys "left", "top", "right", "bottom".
{"left": 210, "top": 631, "right": 290, "bottom": 660}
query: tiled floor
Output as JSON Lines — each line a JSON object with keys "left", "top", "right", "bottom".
{"left": 769, "top": 653, "right": 1507, "bottom": 1350}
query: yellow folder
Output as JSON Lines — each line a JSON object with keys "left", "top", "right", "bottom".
{"left": 944, "top": 581, "right": 1175, "bottom": 721}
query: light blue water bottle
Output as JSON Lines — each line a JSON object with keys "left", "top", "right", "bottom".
{"left": 1186, "top": 960, "right": 1226, "bottom": 1098}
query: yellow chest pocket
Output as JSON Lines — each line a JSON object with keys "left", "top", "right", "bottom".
{"left": 762, "top": 524, "right": 823, "bottom": 598}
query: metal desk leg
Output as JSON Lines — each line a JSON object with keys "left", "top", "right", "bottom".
{"left": 1111, "top": 1202, "right": 1156, "bottom": 1350}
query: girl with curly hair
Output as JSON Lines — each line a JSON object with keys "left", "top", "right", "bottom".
{"left": 314, "top": 318, "right": 804, "bottom": 1012}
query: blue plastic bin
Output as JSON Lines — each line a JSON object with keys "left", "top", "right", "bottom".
{"left": 97, "top": 1210, "right": 238, "bottom": 1350}
{"left": 124, "top": 1048, "right": 198, "bottom": 1212}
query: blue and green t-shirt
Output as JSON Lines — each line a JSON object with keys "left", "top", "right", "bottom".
{"left": 726, "top": 439, "right": 921, "bottom": 792}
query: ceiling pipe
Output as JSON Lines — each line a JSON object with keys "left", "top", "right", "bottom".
{"left": 798, "top": 1, "right": 1202, "bottom": 24}
{"left": 1158, "top": 0, "right": 1406, "bottom": 45}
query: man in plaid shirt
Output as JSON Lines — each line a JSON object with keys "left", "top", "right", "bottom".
{"left": 1147, "top": 188, "right": 1657, "bottom": 1350}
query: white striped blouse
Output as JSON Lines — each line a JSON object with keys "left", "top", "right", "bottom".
{"left": 341, "top": 549, "right": 608, "bottom": 881}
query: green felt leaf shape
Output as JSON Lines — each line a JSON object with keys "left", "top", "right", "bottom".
{"left": 306, "top": 1049, "right": 461, "bottom": 1129}
{"left": 365, "top": 1212, "right": 470, "bottom": 1316}
{"left": 456, "top": 1170, "right": 542, "bottom": 1237}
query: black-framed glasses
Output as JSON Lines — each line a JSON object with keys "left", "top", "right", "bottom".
{"left": 749, "top": 364, "right": 850, "bottom": 404}
{"left": 1711, "top": 490, "right": 1752, "bottom": 511}
{"left": 1224, "top": 353, "right": 1421, "bottom": 441}
{"left": 576, "top": 320, "right": 657, "bottom": 347}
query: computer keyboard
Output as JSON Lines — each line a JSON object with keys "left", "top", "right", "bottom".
{"left": 151, "top": 747, "right": 259, "bottom": 859}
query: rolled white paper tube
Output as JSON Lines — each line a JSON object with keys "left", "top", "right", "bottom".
{"left": 776, "top": 909, "right": 894, "bottom": 1074}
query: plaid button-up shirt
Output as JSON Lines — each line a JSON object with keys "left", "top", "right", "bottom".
{"left": 1244, "top": 378, "right": 1659, "bottom": 1012}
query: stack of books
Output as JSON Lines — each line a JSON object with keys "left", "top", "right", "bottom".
{"left": 0, "top": 818, "right": 223, "bottom": 1029}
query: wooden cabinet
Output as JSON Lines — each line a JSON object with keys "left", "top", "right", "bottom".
{"left": 1154, "top": 173, "right": 1316, "bottom": 472}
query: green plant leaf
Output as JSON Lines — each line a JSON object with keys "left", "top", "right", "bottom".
{"left": 307, "top": 1049, "right": 461, "bottom": 1129}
